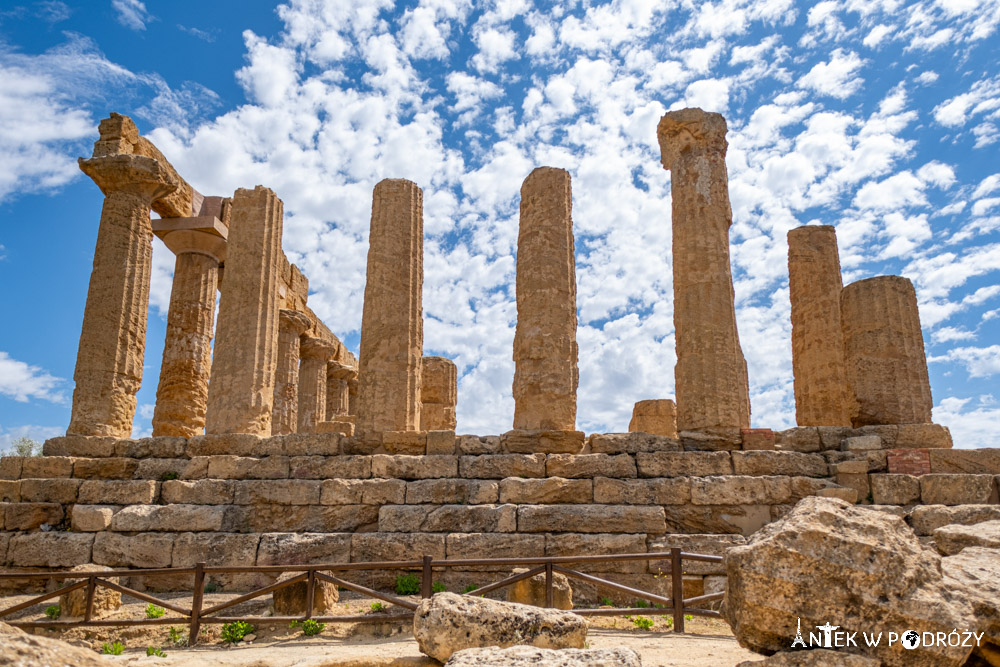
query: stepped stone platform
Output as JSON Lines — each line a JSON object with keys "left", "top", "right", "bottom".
{"left": 1, "top": 428, "right": 997, "bottom": 601}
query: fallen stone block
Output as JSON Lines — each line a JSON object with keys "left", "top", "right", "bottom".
{"left": 920, "top": 474, "right": 997, "bottom": 505}
{"left": 909, "top": 504, "right": 1000, "bottom": 535}
{"left": 506, "top": 567, "right": 573, "bottom": 610}
{"left": 0, "top": 621, "right": 111, "bottom": 666}
{"left": 870, "top": 474, "right": 920, "bottom": 505}
{"left": 272, "top": 572, "right": 339, "bottom": 615}
{"left": 59, "top": 564, "right": 121, "bottom": 618}
{"left": 736, "top": 650, "right": 880, "bottom": 666}
{"left": 445, "top": 646, "right": 640, "bottom": 666}
{"left": 934, "top": 520, "right": 1000, "bottom": 555}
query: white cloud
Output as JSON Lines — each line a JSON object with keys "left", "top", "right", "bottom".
{"left": 112, "top": 0, "right": 152, "bottom": 31}
{"left": 0, "top": 425, "right": 64, "bottom": 453}
{"left": 931, "top": 325, "right": 976, "bottom": 343}
{"left": 682, "top": 78, "right": 730, "bottom": 113}
{"left": 934, "top": 396, "right": 1000, "bottom": 449}
{"left": 933, "top": 76, "right": 1000, "bottom": 127}
{"left": 0, "top": 352, "right": 65, "bottom": 403}
{"left": 797, "top": 49, "right": 865, "bottom": 98}
{"left": 853, "top": 171, "right": 926, "bottom": 210}
{"left": 863, "top": 24, "right": 894, "bottom": 47}
{"left": 930, "top": 345, "right": 1000, "bottom": 377}
{"left": 471, "top": 27, "right": 517, "bottom": 73}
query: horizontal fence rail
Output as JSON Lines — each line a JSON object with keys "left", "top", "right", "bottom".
{"left": 0, "top": 549, "right": 724, "bottom": 641}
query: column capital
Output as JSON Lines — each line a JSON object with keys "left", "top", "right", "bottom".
{"left": 279, "top": 309, "right": 313, "bottom": 335}
{"left": 657, "top": 108, "right": 728, "bottom": 171}
{"left": 300, "top": 336, "right": 338, "bottom": 360}
{"left": 79, "top": 154, "right": 179, "bottom": 202}
{"left": 327, "top": 360, "right": 358, "bottom": 381}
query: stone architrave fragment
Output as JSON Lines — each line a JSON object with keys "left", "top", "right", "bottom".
{"left": 69, "top": 154, "right": 179, "bottom": 437}
{"left": 513, "top": 167, "right": 579, "bottom": 431}
{"left": 628, "top": 399, "right": 678, "bottom": 437}
{"left": 657, "top": 108, "right": 750, "bottom": 434}
{"left": 272, "top": 309, "right": 312, "bottom": 436}
{"left": 205, "top": 186, "right": 284, "bottom": 436}
{"left": 356, "top": 179, "right": 424, "bottom": 434}
{"left": 326, "top": 361, "right": 357, "bottom": 420}
{"left": 297, "top": 337, "right": 339, "bottom": 434}
{"left": 841, "top": 276, "right": 933, "bottom": 426}
{"left": 421, "top": 356, "right": 457, "bottom": 431}
{"left": 787, "top": 225, "right": 851, "bottom": 427}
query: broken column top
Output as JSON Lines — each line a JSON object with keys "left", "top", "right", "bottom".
{"left": 300, "top": 336, "right": 340, "bottom": 360}
{"left": 327, "top": 360, "right": 358, "bottom": 380}
{"left": 279, "top": 308, "right": 313, "bottom": 335}
{"left": 78, "top": 154, "right": 179, "bottom": 199}
{"left": 657, "top": 107, "right": 728, "bottom": 169}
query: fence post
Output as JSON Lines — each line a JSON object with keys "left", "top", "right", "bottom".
{"left": 305, "top": 569, "right": 316, "bottom": 620}
{"left": 421, "top": 555, "right": 433, "bottom": 598}
{"left": 671, "top": 548, "right": 684, "bottom": 633}
{"left": 190, "top": 562, "right": 206, "bottom": 645}
{"left": 84, "top": 576, "right": 97, "bottom": 622}
{"left": 544, "top": 561, "right": 554, "bottom": 608}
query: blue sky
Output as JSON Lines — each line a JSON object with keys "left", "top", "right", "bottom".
{"left": 1, "top": 0, "right": 998, "bottom": 450}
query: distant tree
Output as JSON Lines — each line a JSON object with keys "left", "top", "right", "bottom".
{"left": 8, "top": 436, "right": 40, "bottom": 457}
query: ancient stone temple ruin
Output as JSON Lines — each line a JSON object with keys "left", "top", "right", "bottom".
{"left": 1, "top": 110, "right": 997, "bottom": 604}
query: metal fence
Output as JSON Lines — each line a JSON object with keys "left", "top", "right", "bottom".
{"left": 0, "top": 548, "right": 724, "bottom": 642}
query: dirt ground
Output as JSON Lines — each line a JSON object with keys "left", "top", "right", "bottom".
{"left": 2, "top": 591, "right": 760, "bottom": 666}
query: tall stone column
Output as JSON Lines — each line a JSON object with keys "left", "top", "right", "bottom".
{"left": 512, "top": 167, "right": 579, "bottom": 431}
{"left": 69, "top": 154, "right": 178, "bottom": 437}
{"left": 205, "top": 186, "right": 284, "bottom": 436}
{"left": 421, "top": 356, "right": 458, "bottom": 431}
{"left": 272, "top": 309, "right": 312, "bottom": 436}
{"left": 356, "top": 179, "right": 423, "bottom": 435}
{"left": 297, "top": 337, "right": 338, "bottom": 434}
{"left": 841, "top": 276, "right": 933, "bottom": 426}
{"left": 787, "top": 225, "right": 851, "bottom": 427}
{"left": 348, "top": 378, "right": 359, "bottom": 417}
{"left": 657, "top": 108, "right": 750, "bottom": 434}
{"left": 326, "top": 362, "right": 356, "bottom": 419}
{"left": 629, "top": 399, "right": 678, "bottom": 438}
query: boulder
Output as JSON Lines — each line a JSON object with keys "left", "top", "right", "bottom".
{"left": 445, "top": 646, "right": 641, "bottom": 666}
{"left": 942, "top": 547, "right": 1000, "bottom": 657}
{"left": 736, "top": 649, "right": 880, "bottom": 666}
{"left": 272, "top": 572, "right": 339, "bottom": 615}
{"left": 506, "top": 568, "right": 573, "bottom": 610}
{"left": 0, "top": 621, "right": 111, "bottom": 666}
{"left": 934, "top": 520, "right": 1000, "bottom": 556}
{"left": 58, "top": 564, "right": 121, "bottom": 618}
{"left": 413, "top": 592, "right": 587, "bottom": 662}
{"left": 724, "top": 496, "right": 977, "bottom": 666}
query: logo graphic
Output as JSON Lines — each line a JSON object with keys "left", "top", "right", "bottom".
{"left": 816, "top": 622, "right": 840, "bottom": 648}
{"left": 902, "top": 630, "right": 920, "bottom": 649}
{"left": 791, "top": 618, "right": 806, "bottom": 648}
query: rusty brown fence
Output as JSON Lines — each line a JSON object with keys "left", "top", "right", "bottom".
{"left": 0, "top": 549, "right": 723, "bottom": 642}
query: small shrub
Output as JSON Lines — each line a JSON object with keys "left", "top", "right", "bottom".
{"left": 431, "top": 581, "right": 447, "bottom": 594}
{"left": 10, "top": 436, "right": 40, "bottom": 457}
{"left": 167, "top": 626, "right": 186, "bottom": 646}
{"left": 160, "top": 471, "right": 179, "bottom": 481}
{"left": 44, "top": 605, "right": 61, "bottom": 620}
{"left": 394, "top": 573, "right": 420, "bottom": 596}
{"left": 664, "top": 617, "right": 674, "bottom": 628}
{"left": 203, "top": 582, "right": 220, "bottom": 594}
{"left": 685, "top": 614, "right": 693, "bottom": 621}
{"left": 631, "top": 616, "right": 654, "bottom": 631}
{"left": 146, "top": 646, "right": 166, "bottom": 657}
{"left": 145, "top": 604, "right": 165, "bottom": 619}
{"left": 462, "top": 584, "right": 479, "bottom": 594}
{"left": 599, "top": 597, "right": 614, "bottom": 607}
{"left": 634, "top": 599, "right": 649, "bottom": 609}
{"left": 101, "top": 641, "right": 125, "bottom": 655}
{"left": 220, "top": 621, "right": 254, "bottom": 644}
{"left": 300, "top": 619, "right": 324, "bottom": 636}
{"left": 370, "top": 602, "right": 386, "bottom": 613}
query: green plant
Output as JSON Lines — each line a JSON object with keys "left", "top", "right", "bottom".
{"left": 203, "top": 582, "right": 220, "bottom": 594}
{"left": 370, "top": 602, "right": 386, "bottom": 612}
{"left": 685, "top": 614, "right": 693, "bottom": 621}
{"left": 9, "top": 436, "right": 40, "bottom": 457}
{"left": 160, "top": 471, "right": 179, "bottom": 481}
{"left": 634, "top": 599, "right": 649, "bottom": 609}
{"left": 664, "top": 617, "right": 674, "bottom": 628}
{"left": 44, "top": 605, "right": 61, "bottom": 620}
{"left": 462, "top": 584, "right": 479, "bottom": 594}
{"left": 631, "top": 616, "right": 654, "bottom": 631}
{"left": 300, "top": 619, "right": 325, "bottom": 636}
{"left": 599, "top": 597, "right": 614, "bottom": 607}
{"left": 167, "top": 626, "right": 186, "bottom": 646}
{"left": 145, "top": 603, "right": 165, "bottom": 619}
{"left": 220, "top": 621, "right": 254, "bottom": 644}
{"left": 146, "top": 646, "right": 166, "bottom": 657}
{"left": 431, "top": 581, "right": 447, "bottom": 594}
{"left": 101, "top": 641, "right": 125, "bottom": 655}
{"left": 395, "top": 573, "right": 420, "bottom": 596}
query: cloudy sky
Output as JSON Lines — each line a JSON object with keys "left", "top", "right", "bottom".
{"left": 0, "top": 0, "right": 998, "bottom": 450}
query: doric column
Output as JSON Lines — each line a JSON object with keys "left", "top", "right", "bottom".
{"left": 420, "top": 356, "right": 458, "bottom": 431}
{"left": 787, "top": 225, "right": 851, "bottom": 427}
{"left": 272, "top": 309, "right": 312, "bottom": 435}
{"left": 356, "top": 179, "right": 423, "bottom": 435}
{"left": 205, "top": 186, "right": 284, "bottom": 436}
{"left": 657, "top": 108, "right": 750, "bottom": 433}
{"left": 326, "top": 361, "right": 357, "bottom": 419}
{"left": 512, "top": 167, "right": 579, "bottom": 431}
{"left": 629, "top": 399, "right": 678, "bottom": 438}
{"left": 69, "top": 154, "right": 178, "bottom": 437}
{"left": 841, "top": 276, "right": 933, "bottom": 426}
{"left": 297, "top": 337, "right": 338, "bottom": 434}
{"left": 348, "top": 378, "right": 358, "bottom": 417}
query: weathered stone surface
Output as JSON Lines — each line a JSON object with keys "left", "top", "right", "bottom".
{"left": 72, "top": 457, "right": 138, "bottom": 479}
{"left": 896, "top": 423, "right": 953, "bottom": 449}
{"left": 517, "top": 505, "right": 666, "bottom": 533}
{"left": 351, "top": 533, "right": 446, "bottom": 563}
{"left": 257, "top": 532, "right": 352, "bottom": 565}
{"left": 499, "top": 478, "right": 592, "bottom": 504}
{"left": 171, "top": 532, "right": 260, "bottom": 568}
{"left": 234, "top": 479, "right": 321, "bottom": 505}
{"left": 186, "top": 433, "right": 264, "bottom": 457}
{"left": 8, "top": 532, "right": 93, "bottom": 567}
{"left": 383, "top": 431, "right": 428, "bottom": 455}
{"left": 841, "top": 275, "right": 933, "bottom": 427}
{"left": 546, "top": 454, "right": 636, "bottom": 479}
{"left": 162, "top": 479, "right": 234, "bottom": 504}
{"left": 413, "top": 593, "right": 587, "bottom": 662}
{"left": 457, "top": 435, "right": 502, "bottom": 455}
{"left": 206, "top": 455, "right": 289, "bottom": 479}
{"left": 741, "top": 428, "right": 775, "bottom": 451}
{"left": 691, "top": 476, "right": 790, "bottom": 505}
{"left": 0, "top": 457, "right": 22, "bottom": 480}
{"left": 246, "top": 504, "right": 378, "bottom": 533}
{"left": 934, "top": 520, "right": 1000, "bottom": 555}
{"left": 592, "top": 477, "right": 691, "bottom": 505}
{"left": 731, "top": 451, "right": 828, "bottom": 477}
{"left": 941, "top": 547, "right": 1000, "bottom": 652}
{"left": 636, "top": 451, "right": 732, "bottom": 477}
{"left": 628, "top": 399, "right": 678, "bottom": 438}
{"left": 21, "top": 456, "right": 74, "bottom": 478}
{"left": 0, "top": 481, "right": 17, "bottom": 503}
{"left": 110, "top": 504, "right": 225, "bottom": 532}
{"left": 124, "top": 436, "right": 188, "bottom": 459}
{"left": 205, "top": 186, "right": 284, "bottom": 436}
{"left": 59, "top": 564, "right": 121, "bottom": 618}
{"left": 816, "top": 486, "right": 859, "bottom": 503}
{"left": 406, "top": 479, "right": 499, "bottom": 505}
{"left": 659, "top": 108, "right": 750, "bottom": 433}
{"left": 373, "top": 455, "right": 458, "bottom": 479}
{"left": 787, "top": 225, "right": 852, "bottom": 427}
{"left": 321, "top": 479, "right": 406, "bottom": 505}
{"left": 93, "top": 531, "right": 174, "bottom": 568}
{"left": 929, "top": 448, "right": 1000, "bottom": 474}
{"left": 0, "top": 621, "right": 112, "bottom": 666}
{"left": 736, "top": 650, "right": 880, "bottom": 666}
{"left": 289, "top": 455, "right": 370, "bottom": 479}
{"left": 71, "top": 505, "right": 115, "bottom": 532}
{"left": 42, "top": 436, "right": 117, "bottom": 458}
{"left": 297, "top": 336, "right": 338, "bottom": 434}
{"left": 588, "top": 432, "right": 681, "bottom": 455}
{"left": 18, "top": 478, "right": 81, "bottom": 504}
{"left": 648, "top": 533, "right": 746, "bottom": 575}
{"left": 920, "top": 474, "right": 997, "bottom": 505}
{"left": 507, "top": 567, "right": 573, "bottom": 610}
{"left": 421, "top": 356, "right": 457, "bottom": 431}
{"left": 69, "top": 154, "right": 178, "bottom": 438}
{"left": 271, "top": 309, "right": 312, "bottom": 436}
{"left": 272, "top": 573, "right": 340, "bottom": 615}
{"left": 680, "top": 428, "right": 743, "bottom": 452}
{"left": 325, "top": 360, "right": 356, "bottom": 421}
{"left": 281, "top": 433, "right": 342, "bottom": 457}
{"left": 460, "top": 454, "right": 547, "bottom": 479}
{"left": 842, "top": 435, "right": 881, "bottom": 451}
{"left": 545, "top": 533, "right": 648, "bottom": 573}
{"left": 909, "top": 505, "right": 1000, "bottom": 535}
{"left": 724, "top": 496, "right": 976, "bottom": 666}
{"left": 426, "top": 430, "right": 457, "bottom": 455}
{"left": 5, "top": 503, "right": 64, "bottom": 530}
{"left": 446, "top": 646, "right": 639, "bottom": 667}
{"left": 502, "top": 430, "right": 585, "bottom": 454}
{"left": 379, "top": 504, "right": 517, "bottom": 533}
{"left": 78, "top": 480, "right": 157, "bottom": 504}
{"left": 357, "top": 179, "right": 424, "bottom": 435}
{"left": 512, "top": 167, "right": 578, "bottom": 433}
{"left": 870, "top": 474, "right": 921, "bottom": 505}
{"left": 824, "top": 449, "right": 888, "bottom": 473}
{"left": 664, "top": 504, "right": 770, "bottom": 536}
{"left": 775, "top": 427, "right": 822, "bottom": 453}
